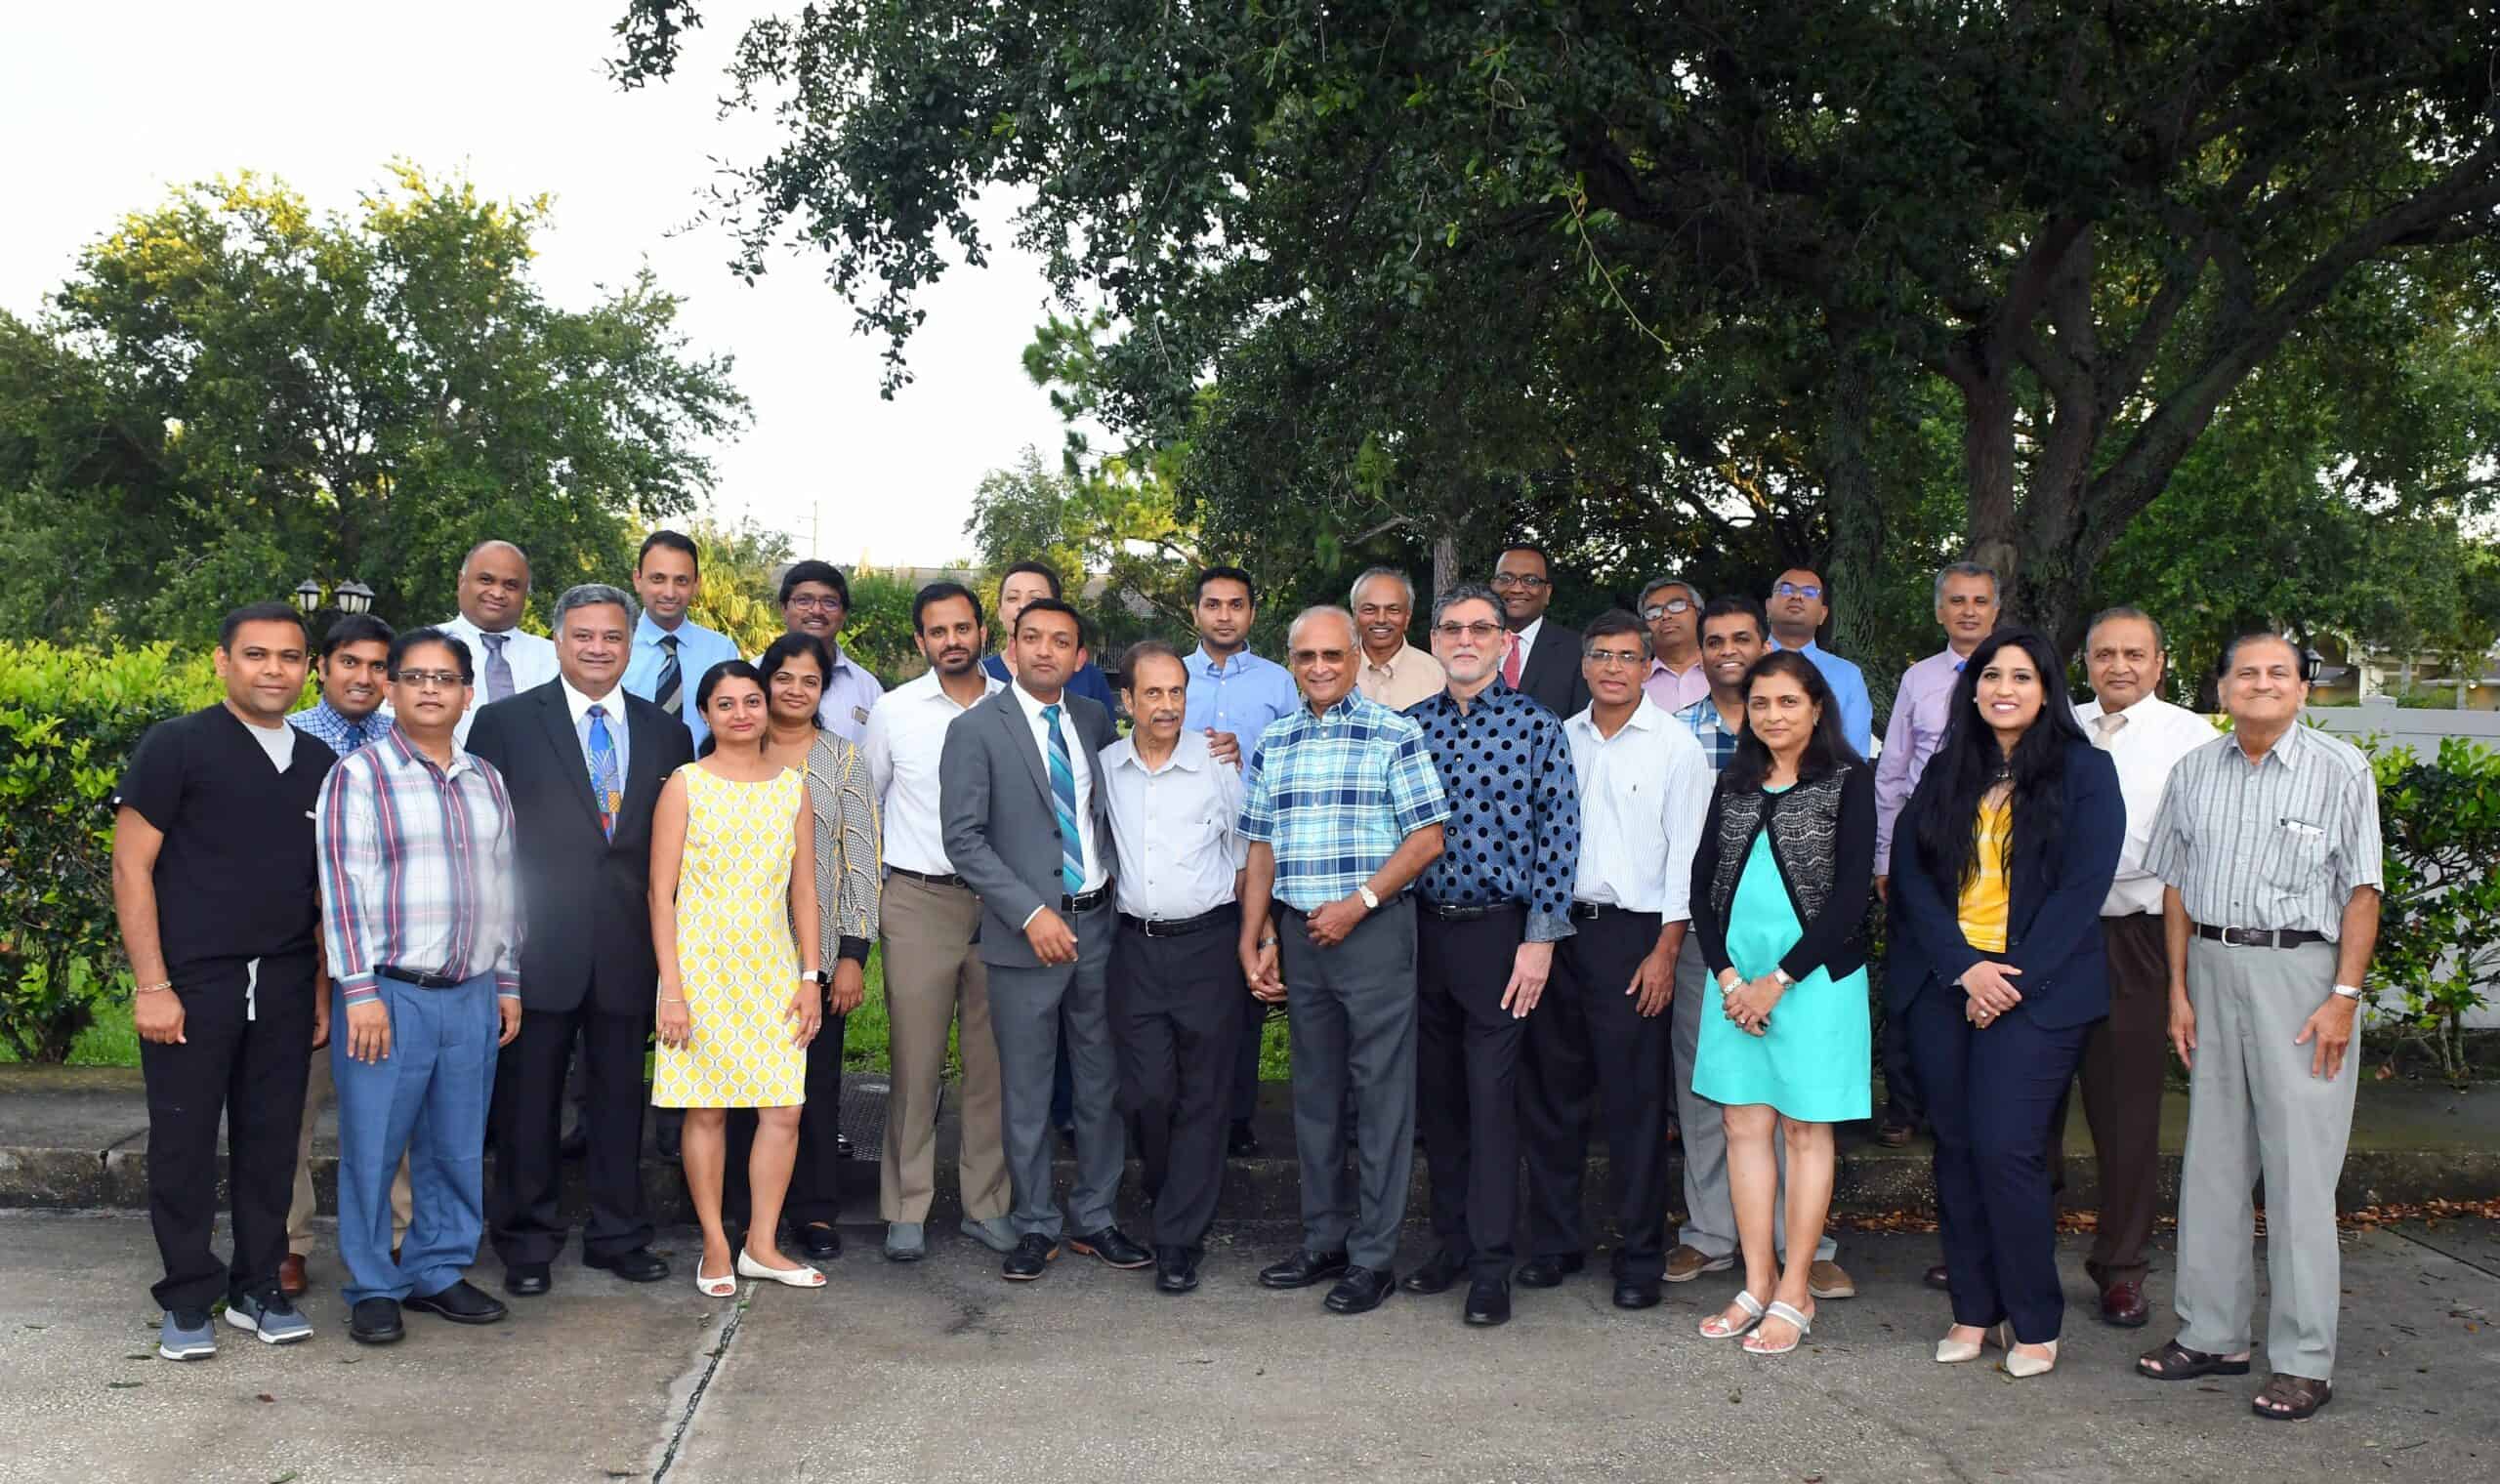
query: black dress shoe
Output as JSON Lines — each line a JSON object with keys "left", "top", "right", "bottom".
{"left": 1463, "top": 1279, "right": 1512, "bottom": 1327}
{"left": 1923, "top": 1262, "right": 1951, "bottom": 1293}
{"left": 405, "top": 1279, "right": 508, "bottom": 1325}
{"left": 585, "top": 1247, "right": 671, "bottom": 1283}
{"left": 349, "top": 1297, "right": 404, "bottom": 1344}
{"left": 797, "top": 1222, "right": 843, "bottom": 1261}
{"left": 1003, "top": 1232, "right": 1059, "bottom": 1281}
{"left": 1068, "top": 1225, "right": 1153, "bottom": 1269}
{"left": 655, "top": 1111, "right": 683, "bottom": 1160}
{"left": 1398, "top": 1249, "right": 1466, "bottom": 1296}
{"left": 503, "top": 1262, "right": 552, "bottom": 1297}
{"left": 1612, "top": 1279, "right": 1662, "bottom": 1310}
{"left": 1227, "top": 1120, "right": 1261, "bottom": 1158}
{"left": 1258, "top": 1249, "right": 1350, "bottom": 1290}
{"left": 1155, "top": 1245, "right": 1201, "bottom": 1295}
{"left": 1324, "top": 1265, "right": 1396, "bottom": 1315}
{"left": 1515, "top": 1254, "right": 1585, "bottom": 1289}
{"left": 558, "top": 1125, "right": 588, "bottom": 1161}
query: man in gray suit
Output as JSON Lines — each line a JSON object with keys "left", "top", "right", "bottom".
{"left": 940, "top": 598, "right": 1154, "bottom": 1281}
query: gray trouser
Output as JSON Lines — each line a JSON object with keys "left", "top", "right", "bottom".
{"left": 1672, "top": 938, "right": 1837, "bottom": 1263}
{"left": 2176, "top": 937, "right": 2354, "bottom": 1381}
{"left": 986, "top": 901, "right": 1122, "bottom": 1241}
{"left": 1278, "top": 896, "right": 1419, "bottom": 1271}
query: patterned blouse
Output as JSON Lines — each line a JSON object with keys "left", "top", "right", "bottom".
{"left": 802, "top": 730, "right": 881, "bottom": 963}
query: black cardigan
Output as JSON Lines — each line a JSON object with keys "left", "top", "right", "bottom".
{"left": 1688, "top": 762, "right": 1876, "bottom": 986}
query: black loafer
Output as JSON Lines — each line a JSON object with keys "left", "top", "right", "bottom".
{"left": 1398, "top": 1249, "right": 1466, "bottom": 1295}
{"left": 405, "top": 1279, "right": 508, "bottom": 1325}
{"left": 797, "top": 1222, "right": 843, "bottom": 1262}
{"left": 1463, "top": 1279, "right": 1512, "bottom": 1327}
{"left": 1923, "top": 1262, "right": 1951, "bottom": 1293}
{"left": 1068, "top": 1225, "right": 1153, "bottom": 1270}
{"left": 1515, "top": 1254, "right": 1584, "bottom": 1289}
{"left": 1227, "top": 1120, "right": 1261, "bottom": 1158}
{"left": 585, "top": 1247, "right": 670, "bottom": 1284}
{"left": 1258, "top": 1249, "right": 1350, "bottom": 1290}
{"left": 1324, "top": 1265, "right": 1396, "bottom": 1315}
{"left": 1612, "top": 1279, "right": 1662, "bottom": 1310}
{"left": 1155, "top": 1245, "right": 1201, "bottom": 1295}
{"left": 1003, "top": 1232, "right": 1059, "bottom": 1281}
{"left": 502, "top": 1262, "right": 552, "bottom": 1297}
{"left": 349, "top": 1297, "right": 404, "bottom": 1345}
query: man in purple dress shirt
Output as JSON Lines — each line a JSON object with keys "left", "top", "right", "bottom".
{"left": 1638, "top": 577, "right": 1710, "bottom": 714}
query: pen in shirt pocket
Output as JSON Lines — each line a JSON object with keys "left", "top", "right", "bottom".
{"left": 2278, "top": 816, "right": 2325, "bottom": 838}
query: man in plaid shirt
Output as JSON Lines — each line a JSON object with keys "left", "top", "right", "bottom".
{"left": 315, "top": 627, "right": 524, "bottom": 1346}
{"left": 1236, "top": 606, "right": 1450, "bottom": 1316}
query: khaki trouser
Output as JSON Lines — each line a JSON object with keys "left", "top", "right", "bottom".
{"left": 290, "top": 1044, "right": 412, "bottom": 1252}
{"left": 878, "top": 874, "right": 1010, "bottom": 1224}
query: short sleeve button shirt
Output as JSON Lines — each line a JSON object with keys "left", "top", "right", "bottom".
{"left": 1402, "top": 682, "right": 1581, "bottom": 941}
{"left": 1239, "top": 692, "right": 1451, "bottom": 912}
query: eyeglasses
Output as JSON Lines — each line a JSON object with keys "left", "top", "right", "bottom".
{"left": 392, "top": 670, "right": 466, "bottom": 690}
{"left": 1586, "top": 649, "right": 1646, "bottom": 670}
{"left": 1642, "top": 599, "right": 1693, "bottom": 620}
{"left": 1434, "top": 621, "right": 1506, "bottom": 641}
{"left": 785, "top": 595, "right": 844, "bottom": 612}
{"left": 1772, "top": 582, "right": 1824, "bottom": 599}
{"left": 1490, "top": 573, "right": 1551, "bottom": 591}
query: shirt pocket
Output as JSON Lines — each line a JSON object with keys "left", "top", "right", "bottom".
{"left": 2266, "top": 817, "right": 2331, "bottom": 890}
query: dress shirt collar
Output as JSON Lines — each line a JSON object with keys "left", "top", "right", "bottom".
{"left": 1568, "top": 697, "right": 1666, "bottom": 742}
{"left": 1189, "top": 644, "right": 1268, "bottom": 679}
{"left": 1010, "top": 678, "right": 1076, "bottom": 726}
{"left": 1299, "top": 691, "right": 1364, "bottom": 725}
{"left": 560, "top": 675, "right": 625, "bottom": 724}
{"left": 2227, "top": 718, "right": 2305, "bottom": 770}
{"left": 1363, "top": 640, "right": 1418, "bottom": 675}
{"left": 1647, "top": 655, "right": 1702, "bottom": 683}
{"left": 2085, "top": 691, "right": 2175, "bottom": 723}
{"left": 1109, "top": 728, "right": 1210, "bottom": 776}
{"left": 1414, "top": 677, "right": 1526, "bottom": 717}
{"left": 905, "top": 667, "right": 1003, "bottom": 708}
{"left": 1931, "top": 645, "right": 1970, "bottom": 673}
{"left": 380, "top": 722, "right": 479, "bottom": 781}
{"left": 635, "top": 610, "right": 716, "bottom": 649}
{"left": 1514, "top": 616, "right": 1544, "bottom": 653}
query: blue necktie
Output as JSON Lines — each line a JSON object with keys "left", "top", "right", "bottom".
{"left": 1042, "top": 703, "right": 1084, "bottom": 894}
{"left": 587, "top": 704, "right": 621, "bottom": 840}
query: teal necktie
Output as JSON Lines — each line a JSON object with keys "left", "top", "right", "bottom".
{"left": 1042, "top": 703, "right": 1084, "bottom": 894}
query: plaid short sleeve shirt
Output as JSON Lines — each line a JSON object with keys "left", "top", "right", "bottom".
{"left": 1676, "top": 697, "right": 1741, "bottom": 772}
{"left": 1240, "top": 692, "right": 1451, "bottom": 912}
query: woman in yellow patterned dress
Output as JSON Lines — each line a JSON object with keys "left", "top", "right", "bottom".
{"left": 648, "top": 659, "right": 823, "bottom": 1297}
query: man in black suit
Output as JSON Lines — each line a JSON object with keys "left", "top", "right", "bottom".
{"left": 939, "top": 598, "right": 1152, "bottom": 1282}
{"left": 468, "top": 583, "right": 695, "bottom": 1296}
{"left": 1493, "top": 543, "right": 1591, "bottom": 721}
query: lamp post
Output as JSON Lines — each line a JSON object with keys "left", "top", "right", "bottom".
{"left": 292, "top": 576, "right": 378, "bottom": 622}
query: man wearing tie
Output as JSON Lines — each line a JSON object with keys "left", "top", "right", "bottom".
{"left": 1492, "top": 543, "right": 1591, "bottom": 721}
{"left": 468, "top": 584, "right": 694, "bottom": 1296}
{"left": 940, "top": 598, "right": 1152, "bottom": 1281}
{"left": 624, "top": 530, "right": 741, "bottom": 751}
{"left": 438, "top": 541, "right": 559, "bottom": 739}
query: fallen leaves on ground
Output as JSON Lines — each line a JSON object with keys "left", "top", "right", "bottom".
{"left": 1825, "top": 1196, "right": 2500, "bottom": 1235}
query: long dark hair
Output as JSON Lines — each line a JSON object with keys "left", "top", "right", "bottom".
{"left": 757, "top": 632, "right": 833, "bottom": 731}
{"left": 693, "top": 658, "right": 766, "bottom": 759}
{"left": 1910, "top": 628, "right": 2089, "bottom": 891}
{"left": 1724, "top": 649, "right": 1860, "bottom": 792}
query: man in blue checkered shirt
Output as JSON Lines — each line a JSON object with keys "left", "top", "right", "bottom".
{"left": 1236, "top": 605, "right": 1449, "bottom": 1316}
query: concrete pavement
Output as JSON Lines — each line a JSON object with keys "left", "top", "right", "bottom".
{"left": 3, "top": 1210, "right": 2492, "bottom": 1483}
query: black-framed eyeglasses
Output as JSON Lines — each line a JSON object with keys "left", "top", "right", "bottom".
{"left": 1490, "top": 573, "right": 1551, "bottom": 590}
{"left": 1772, "top": 582, "right": 1824, "bottom": 599}
{"left": 1642, "top": 599, "right": 1694, "bottom": 620}
{"left": 392, "top": 670, "right": 466, "bottom": 690}
{"left": 785, "top": 595, "right": 845, "bottom": 612}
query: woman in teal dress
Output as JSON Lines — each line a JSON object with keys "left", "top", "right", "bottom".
{"left": 1687, "top": 649, "right": 1874, "bottom": 1356}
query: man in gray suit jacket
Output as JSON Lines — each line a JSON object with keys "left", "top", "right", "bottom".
{"left": 940, "top": 598, "right": 1153, "bottom": 1281}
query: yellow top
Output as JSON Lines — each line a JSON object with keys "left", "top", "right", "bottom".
{"left": 1957, "top": 796, "right": 2012, "bottom": 954}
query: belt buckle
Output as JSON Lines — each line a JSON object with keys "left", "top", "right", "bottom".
{"left": 2225, "top": 927, "right": 2262, "bottom": 948}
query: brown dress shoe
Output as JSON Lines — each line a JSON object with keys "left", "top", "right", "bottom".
{"left": 2100, "top": 1278, "right": 2150, "bottom": 1328}
{"left": 278, "top": 1252, "right": 309, "bottom": 1298}
{"left": 1807, "top": 1259, "right": 1856, "bottom": 1299}
{"left": 1664, "top": 1244, "right": 1734, "bottom": 1284}
{"left": 1922, "top": 1262, "right": 1950, "bottom": 1292}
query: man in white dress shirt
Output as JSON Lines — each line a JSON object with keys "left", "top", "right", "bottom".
{"left": 858, "top": 582, "right": 1015, "bottom": 1261}
{"left": 2072, "top": 605, "right": 2216, "bottom": 1327}
{"left": 437, "top": 541, "right": 558, "bottom": 739}
{"left": 1101, "top": 639, "right": 1249, "bottom": 1295}
{"left": 774, "top": 558, "right": 885, "bottom": 743}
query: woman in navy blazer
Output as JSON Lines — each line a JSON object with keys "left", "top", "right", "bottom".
{"left": 1889, "top": 628, "right": 2121, "bottom": 1380}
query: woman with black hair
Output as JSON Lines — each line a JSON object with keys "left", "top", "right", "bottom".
{"left": 1889, "top": 628, "right": 2123, "bottom": 1379}
{"left": 1688, "top": 650, "right": 1874, "bottom": 1356}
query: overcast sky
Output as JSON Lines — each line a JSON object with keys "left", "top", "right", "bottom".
{"left": 1, "top": 3, "right": 1071, "bottom": 568}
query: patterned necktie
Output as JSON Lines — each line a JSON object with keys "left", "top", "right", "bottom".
{"left": 586, "top": 703, "right": 621, "bottom": 840}
{"left": 1501, "top": 632, "right": 1524, "bottom": 688}
{"left": 2093, "top": 711, "right": 2128, "bottom": 749}
{"left": 480, "top": 632, "right": 515, "bottom": 703}
{"left": 654, "top": 634, "right": 683, "bottom": 716}
{"left": 1042, "top": 703, "right": 1085, "bottom": 894}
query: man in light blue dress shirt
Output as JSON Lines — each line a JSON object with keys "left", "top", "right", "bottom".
{"left": 622, "top": 530, "right": 742, "bottom": 753}
{"left": 1765, "top": 565, "right": 1874, "bottom": 758}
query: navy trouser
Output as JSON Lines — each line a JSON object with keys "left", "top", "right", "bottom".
{"left": 334, "top": 971, "right": 499, "bottom": 1305}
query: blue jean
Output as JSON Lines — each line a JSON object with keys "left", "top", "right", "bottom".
{"left": 333, "top": 971, "right": 500, "bottom": 1305}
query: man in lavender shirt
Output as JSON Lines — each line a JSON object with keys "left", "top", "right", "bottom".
{"left": 1638, "top": 577, "right": 1710, "bottom": 714}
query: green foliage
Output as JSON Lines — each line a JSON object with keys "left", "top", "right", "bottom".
{"left": 0, "top": 642, "right": 219, "bottom": 1061}
{"left": 2367, "top": 736, "right": 2500, "bottom": 1083}
{"left": 965, "top": 440, "right": 1207, "bottom": 649}
{"left": 838, "top": 568, "right": 924, "bottom": 684}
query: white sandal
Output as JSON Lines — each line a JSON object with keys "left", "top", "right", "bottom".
{"left": 693, "top": 1261, "right": 737, "bottom": 1298}
{"left": 1743, "top": 1300, "right": 1813, "bottom": 1355}
{"left": 1698, "top": 1289, "right": 1767, "bottom": 1340}
{"left": 736, "top": 1251, "right": 826, "bottom": 1289}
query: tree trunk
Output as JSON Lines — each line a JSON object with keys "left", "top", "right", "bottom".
{"left": 1959, "top": 360, "right": 2021, "bottom": 611}
{"left": 1819, "top": 341, "right": 1891, "bottom": 712}
{"left": 1432, "top": 531, "right": 1458, "bottom": 609}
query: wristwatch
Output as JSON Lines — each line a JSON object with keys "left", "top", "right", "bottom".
{"left": 803, "top": 969, "right": 831, "bottom": 988}
{"left": 1771, "top": 968, "right": 1795, "bottom": 989}
{"left": 1355, "top": 885, "right": 1380, "bottom": 912}
{"left": 2330, "top": 983, "right": 2363, "bottom": 1001}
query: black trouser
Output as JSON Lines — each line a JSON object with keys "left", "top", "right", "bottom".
{"left": 726, "top": 1008, "right": 848, "bottom": 1228}
{"left": 1416, "top": 906, "right": 1528, "bottom": 1285}
{"left": 1229, "top": 966, "right": 1264, "bottom": 1125}
{"left": 491, "top": 1003, "right": 652, "bottom": 1265}
{"left": 1881, "top": 920, "right": 1923, "bottom": 1127}
{"left": 1110, "top": 912, "right": 1244, "bottom": 1250}
{"left": 140, "top": 952, "right": 317, "bottom": 1312}
{"left": 1521, "top": 906, "right": 1672, "bottom": 1283}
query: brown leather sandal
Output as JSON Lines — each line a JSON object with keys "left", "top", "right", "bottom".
{"left": 2251, "top": 1373, "right": 2332, "bottom": 1421}
{"left": 2135, "top": 1339, "right": 2252, "bottom": 1381}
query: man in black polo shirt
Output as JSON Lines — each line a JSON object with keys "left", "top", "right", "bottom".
{"left": 112, "top": 600, "right": 338, "bottom": 1361}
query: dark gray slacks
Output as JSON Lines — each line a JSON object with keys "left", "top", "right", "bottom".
{"left": 1109, "top": 913, "right": 1244, "bottom": 1249}
{"left": 1278, "top": 896, "right": 1419, "bottom": 1272}
{"left": 2076, "top": 912, "right": 2171, "bottom": 1284}
{"left": 986, "top": 900, "right": 1123, "bottom": 1241}
{"left": 1521, "top": 907, "right": 1673, "bottom": 1281}
{"left": 1416, "top": 908, "right": 1531, "bottom": 1284}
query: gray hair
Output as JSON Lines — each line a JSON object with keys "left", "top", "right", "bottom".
{"left": 553, "top": 582, "right": 638, "bottom": 628}
{"left": 1637, "top": 575, "right": 1702, "bottom": 610}
{"left": 1349, "top": 565, "right": 1416, "bottom": 610}
{"left": 2084, "top": 604, "right": 2166, "bottom": 653}
{"left": 1285, "top": 605, "right": 1358, "bottom": 651}
{"left": 1932, "top": 561, "right": 1997, "bottom": 606}
{"left": 1115, "top": 639, "right": 1188, "bottom": 689}
{"left": 1432, "top": 582, "right": 1506, "bottom": 627}
{"left": 2219, "top": 631, "right": 2306, "bottom": 681}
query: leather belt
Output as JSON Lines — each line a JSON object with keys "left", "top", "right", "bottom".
{"left": 1119, "top": 904, "right": 1240, "bottom": 939}
{"left": 1062, "top": 883, "right": 1115, "bottom": 915}
{"left": 890, "top": 865, "right": 970, "bottom": 888}
{"left": 1419, "top": 899, "right": 1522, "bottom": 923}
{"left": 1569, "top": 900, "right": 1655, "bottom": 921}
{"left": 2194, "top": 924, "right": 2327, "bottom": 950}
{"left": 377, "top": 965, "right": 464, "bottom": 989}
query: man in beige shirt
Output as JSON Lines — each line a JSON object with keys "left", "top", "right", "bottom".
{"left": 1351, "top": 566, "right": 1445, "bottom": 711}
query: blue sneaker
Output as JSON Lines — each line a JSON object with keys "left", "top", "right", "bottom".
{"left": 224, "top": 1289, "right": 313, "bottom": 1345}
{"left": 158, "top": 1308, "right": 217, "bottom": 1361}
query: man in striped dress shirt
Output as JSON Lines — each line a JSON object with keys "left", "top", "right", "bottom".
{"left": 316, "top": 627, "right": 524, "bottom": 1346}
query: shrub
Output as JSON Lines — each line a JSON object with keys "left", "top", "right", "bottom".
{"left": 2367, "top": 735, "right": 2500, "bottom": 1083}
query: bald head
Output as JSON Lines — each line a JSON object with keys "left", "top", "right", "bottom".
{"left": 458, "top": 540, "right": 532, "bottom": 633}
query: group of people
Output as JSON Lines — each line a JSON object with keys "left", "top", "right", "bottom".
{"left": 111, "top": 535, "right": 2380, "bottom": 1423}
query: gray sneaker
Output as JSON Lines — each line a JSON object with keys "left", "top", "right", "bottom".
{"left": 158, "top": 1308, "right": 216, "bottom": 1361}
{"left": 959, "top": 1216, "right": 1018, "bottom": 1255}
{"left": 224, "top": 1290, "right": 313, "bottom": 1345}
{"left": 883, "top": 1221, "right": 926, "bottom": 1261}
